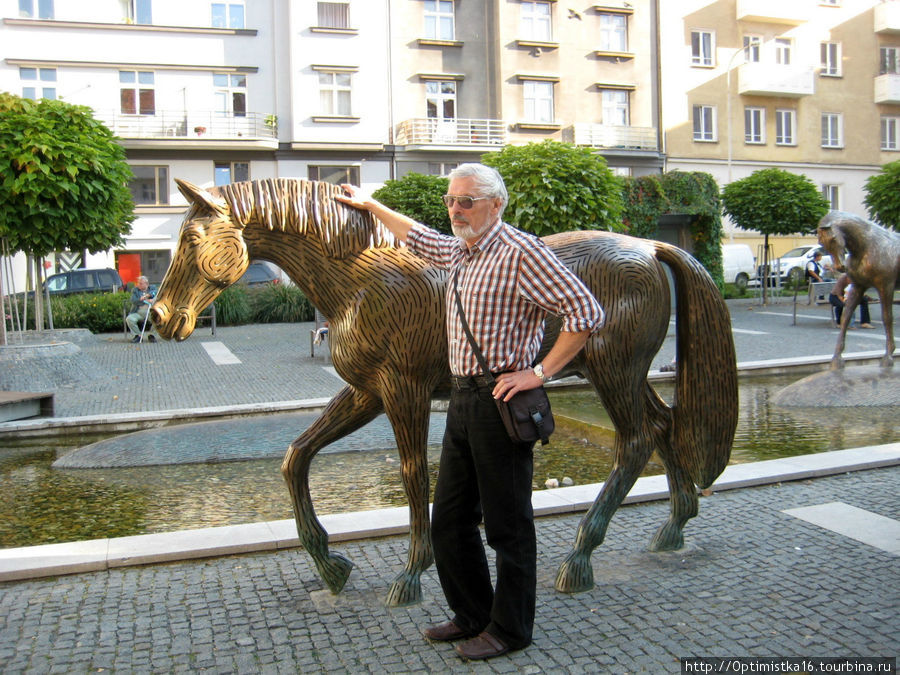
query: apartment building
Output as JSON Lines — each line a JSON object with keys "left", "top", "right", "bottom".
{"left": 1, "top": 0, "right": 663, "bottom": 289}
{"left": 660, "top": 0, "right": 898, "bottom": 254}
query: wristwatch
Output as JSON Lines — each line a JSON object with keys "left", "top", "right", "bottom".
{"left": 533, "top": 364, "right": 549, "bottom": 383}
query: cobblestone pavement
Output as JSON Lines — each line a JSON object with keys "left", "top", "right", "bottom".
{"left": 0, "top": 468, "right": 897, "bottom": 673}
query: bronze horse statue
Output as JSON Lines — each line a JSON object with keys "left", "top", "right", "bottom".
{"left": 817, "top": 211, "right": 899, "bottom": 368}
{"left": 152, "top": 178, "right": 738, "bottom": 606}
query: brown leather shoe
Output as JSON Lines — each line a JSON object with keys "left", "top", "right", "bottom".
{"left": 455, "top": 631, "right": 509, "bottom": 660}
{"left": 422, "top": 620, "right": 472, "bottom": 642}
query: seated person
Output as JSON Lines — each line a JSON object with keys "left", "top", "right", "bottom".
{"left": 805, "top": 251, "right": 825, "bottom": 283}
{"left": 828, "top": 274, "right": 874, "bottom": 329}
{"left": 126, "top": 276, "right": 158, "bottom": 343}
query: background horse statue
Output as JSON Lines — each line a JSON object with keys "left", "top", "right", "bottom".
{"left": 152, "top": 178, "right": 738, "bottom": 606}
{"left": 817, "top": 211, "right": 899, "bottom": 368}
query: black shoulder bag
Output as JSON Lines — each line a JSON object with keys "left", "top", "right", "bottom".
{"left": 451, "top": 272, "right": 554, "bottom": 446}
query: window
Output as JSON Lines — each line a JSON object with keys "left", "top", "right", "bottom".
{"left": 601, "top": 89, "right": 629, "bottom": 126}
{"left": 744, "top": 107, "right": 765, "bottom": 144}
{"left": 308, "top": 165, "right": 359, "bottom": 185}
{"left": 424, "top": 0, "right": 454, "bottom": 40}
{"left": 126, "top": 0, "right": 152, "bottom": 24}
{"left": 427, "top": 162, "right": 458, "bottom": 176}
{"left": 822, "top": 184, "right": 839, "bottom": 209}
{"left": 743, "top": 35, "right": 761, "bottom": 63}
{"left": 318, "top": 71, "right": 352, "bottom": 116}
{"left": 18, "top": 0, "right": 53, "bottom": 19}
{"left": 120, "top": 71, "right": 155, "bottom": 115}
{"left": 599, "top": 13, "right": 627, "bottom": 52}
{"left": 881, "top": 116, "right": 900, "bottom": 150}
{"left": 880, "top": 47, "right": 900, "bottom": 75}
{"left": 692, "top": 104, "right": 716, "bottom": 141}
{"left": 775, "top": 38, "right": 792, "bottom": 66}
{"left": 214, "top": 73, "right": 247, "bottom": 117}
{"left": 212, "top": 2, "right": 244, "bottom": 29}
{"left": 521, "top": 1, "right": 552, "bottom": 42}
{"left": 691, "top": 30, "right": 714, "bottom": 67}
{"left": 214, "top": 162, "right": 249, "bottom": 186}
{"left": 426, "top": 81, "right": 456, "bottom": 121}
{"left": 317, "top": 1, "right": 349, "bottom": 28}
{"left": 523, "top": 80, "right": 554, "bottom": 123}
{"left": 821, "top": 113, "right": 842, "bottom": 148}
{"left": 775, "top": 109, "right": 796, "bottom": 145}
{"left": 129, "top": 166, "right": 169, "bottom": 205}
{"left": 820, "top": 42, "right": 841, "bottom": 76}
{"left": 20, "top": 67, "right": 56, "bottom": 100}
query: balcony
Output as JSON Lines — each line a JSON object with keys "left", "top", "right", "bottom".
{"left": 94, "top": 110, "right": 278, "bottom": 148}
{"left": 569, "top": 123, "right": 658, "bottom": 151}
{"left": 875, "top": 73, "right": 900, "bottom": 104}
{"left": 394, "top": 118, "right": 506, "bottom": 148}
{"left": 736, "top": 0, "right": 811, "bottom": 24}
{"left": 738, "top": 63, "right": 815, "bottom": 98}
{"left": 875, "top": 1, "right": 900, "bottom": 34}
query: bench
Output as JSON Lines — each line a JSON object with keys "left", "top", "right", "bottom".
{"left": 309, "top": 309, "right": 330, "bottom": 362}
{"left": 122, "top": 302, "right": 216, "bottom": 337}
{"left": 807, "top": 281, "right": 835, "bottom": 305}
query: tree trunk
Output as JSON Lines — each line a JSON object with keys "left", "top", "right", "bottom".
{"left": 32, "top": 256, "right": 43, "bottom": 331}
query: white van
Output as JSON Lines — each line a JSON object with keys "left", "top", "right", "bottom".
{"left": 722, "top": 244, "right": 756, "bottom": 290}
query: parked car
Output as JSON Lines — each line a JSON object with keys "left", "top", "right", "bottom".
{"left": 721, "top": 244, "right": 756, "bottom": 290}
{"left": 757, "top": 245, "right": 833, "bottom": 285}
{"left": 237, "top": 261, "right": 282, "bottom": 286}
{"left": 42, "top": 268, "right": 125, "bottom": 296}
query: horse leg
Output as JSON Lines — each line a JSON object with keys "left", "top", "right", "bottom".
{"left": 648, "top": 410, "right": 698, "bottom": 551}
{"left": 380, "top": 382, "right": 436, "bottom": 607}
{"left": 555, "top": 382, "right": 663, "bottom": 594}
{"left": 831, "top": 294, "right": 859, "bottom": 370}
{"left": 877, "top": 284, "right": 896, "bottom": 367}
{"left": 281, "top": 385, "right": 383, "bottom": 594}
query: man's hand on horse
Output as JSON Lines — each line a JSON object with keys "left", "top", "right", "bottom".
{"left": 335, "top": 184, "right": 368, "bottom": 210}
{"left": 493, "top": 370, "right": 543, "bottom": 402}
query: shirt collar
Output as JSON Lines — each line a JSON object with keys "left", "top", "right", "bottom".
{"left": 458, "top": 219, "right": 504, "bottom": 259}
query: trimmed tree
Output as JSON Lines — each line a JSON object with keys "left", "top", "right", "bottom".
{"left": 481, "top": 140, "right": 624, "bottom": 236}
{"left": 722, "top": 168, "right": 829, "bottom": 303}
{"left": 372, "top": 172, "right": 451, "bottom": 234}
{"left": 863, "top": 159, "right": 900, "bottom": 230}
{"left": 0, "top": 93, "right": 134, "bottom": 332}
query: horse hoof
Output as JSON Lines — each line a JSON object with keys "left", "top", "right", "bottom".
{"left": 650, "top": 522, "right": 684, "bottom": 551}
{"left": 554, "top": 552, "right": 594, "bottom": 593}
{"left": 385, "top": 571, "right": 423, "bottom": 607}
{"left": 317, "top": 552, "right": 354, "bottom": 594}
{"left": 880, "top": 356, "right": 894, "bottom": 368}
{"left": 830, "top": 357, "right": 845, "bottom": 370}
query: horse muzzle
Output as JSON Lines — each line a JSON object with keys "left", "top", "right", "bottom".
{"left": 151, "top": 304, "right": 197, "bottom": 342}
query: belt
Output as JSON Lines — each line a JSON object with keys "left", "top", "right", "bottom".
{"left": 451, "top": 374, "right": 497, "bottom": 390}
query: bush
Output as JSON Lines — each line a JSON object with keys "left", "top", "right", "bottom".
{"left": 373, "top": 173, "right": 451, "bottom": 234}
{"left": 213, "top": 285, "right": 253, "bottom": 326}
{"left": 250, "top": 283, "right": 315, "bottom": 323}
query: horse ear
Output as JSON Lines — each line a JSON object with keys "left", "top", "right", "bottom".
{"left": 175, "top": 178, "right": 228, "bottom": 214}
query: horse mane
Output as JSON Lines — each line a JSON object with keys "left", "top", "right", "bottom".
{"left": 213, "top": 178, "right": 399, "bottom": 258}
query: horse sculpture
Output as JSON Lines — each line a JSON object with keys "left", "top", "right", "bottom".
{"left": 817, "top": 211, "right": 900, "bottom": 368}
{"left": 152, "top": 178, "right": 738, "bottom": 606}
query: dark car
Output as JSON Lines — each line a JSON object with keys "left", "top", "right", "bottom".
{"left": 43, "top": 268, "right": 125, "bottom": 296}
{"left": 237, "top": 262, "right": 282, "bottom": 286}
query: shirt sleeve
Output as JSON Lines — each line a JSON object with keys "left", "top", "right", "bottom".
{"left": 406, "top": 223, "right": 458, "bottom": 269}
{"left": 517, "top": 242, "right": 605, "bottom": 334}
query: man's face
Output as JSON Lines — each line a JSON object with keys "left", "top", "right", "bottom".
{"left": 445, "top": 176, "right": 502, "bottom": 246}
{"left": 137, "top": 279, "right": 149, "bottom": 291}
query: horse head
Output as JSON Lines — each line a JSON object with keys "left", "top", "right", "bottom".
{"left": 152, "top": 179, "right": 249, "bottom": 341}
{"left": 817, "top": 211, "right": 850, "bottom": 274}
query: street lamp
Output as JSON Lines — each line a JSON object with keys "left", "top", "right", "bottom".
{"left": 725, "top": 46, "right": 745, "bottom": 186}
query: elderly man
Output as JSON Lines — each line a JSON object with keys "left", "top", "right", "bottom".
{"left": 337, "top": 163, "right": 603, "bottom": 661}
{"left": 125, "top": 275, "right": 157, "bottom": 343}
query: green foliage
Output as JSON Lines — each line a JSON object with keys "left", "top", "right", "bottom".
{"left": 6, "top": 292, "right": 129, "bottom": 333}
{"left": 721, "top": 168, "right": 829, "bottom": 238}
{"left": 863, "top": 160, "right": 900, "bottom": 230}
{"left": 250, "top": 283, "right": 315, "bottom": 323}
{"left": 0, "top": 93, "right": 134, "bottom": 257}
{"left": 481, "top": 140, "right": 624, "bottom": 236}
{"left": 373, "top": 173, "right": 451, "bottom": 234}
{"left": 213, "top": 285, "right": 253, "bottom": 326}
{"left": 621, "top": 171, "right": 726, "bottom": 289}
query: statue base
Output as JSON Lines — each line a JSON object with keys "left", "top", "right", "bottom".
{"left": 772, "top": 364, "right": 899, "bottom": 408}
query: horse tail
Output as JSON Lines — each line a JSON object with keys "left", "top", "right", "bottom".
{"left": 654, "top": 242, "right": 738, "bottom": 488}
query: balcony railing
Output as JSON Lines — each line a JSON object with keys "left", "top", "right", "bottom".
{"left": 94, "top": 110, "right": 278, "bottom": 140}
{"left": 395, "top": 118, "right": 506, "bottom": 146}
{"left": 738, "top": 63, "right": 815, "bottom": 98}
{"left": 875, "top": 1, "right": 900, "bottom": 34}
{"left": 875, "top": 73, "right": 900, "bottom": 104}
{"left": 569, "top": 123, "right": 658, "bottom": 151}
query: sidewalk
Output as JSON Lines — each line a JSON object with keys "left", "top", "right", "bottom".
{"left": 0, "top": 297, "right": 898, "bottom": 673}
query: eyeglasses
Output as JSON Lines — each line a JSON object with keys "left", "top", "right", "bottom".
{"left": 442, "top": 195, "right": 492, "bottom": 209}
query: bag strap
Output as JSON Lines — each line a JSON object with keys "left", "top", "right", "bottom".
{"left": 451, "top": 269, "right": 495, "bottom": 386}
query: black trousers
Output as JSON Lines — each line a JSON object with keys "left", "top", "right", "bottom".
{"left": 431, "top": 383, "right": 536, "bottom": 650}
{"left": 829, "top": 293, "right": 870, "bottom": 325}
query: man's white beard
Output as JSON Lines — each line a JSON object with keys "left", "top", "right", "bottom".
{"left": 451, "top": 221, "right": 479, "bottom": 240}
